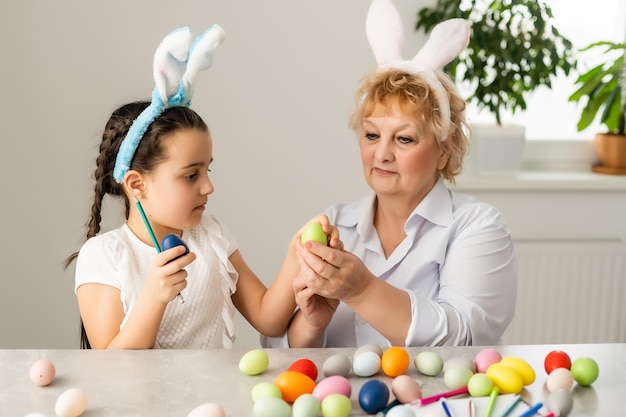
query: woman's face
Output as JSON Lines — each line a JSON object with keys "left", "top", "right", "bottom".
{"left": 142, "top": 128, "right": 215, "bottom": 234}
{"left": 359, "top": 100, "right": 449, "bottom": 204}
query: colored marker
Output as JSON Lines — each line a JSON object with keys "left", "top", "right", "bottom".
{"left": 517, "top": 402, "right": 543, "bottom": 417}
{"left": 440, "top": 398, "right": 455, "bottom": 417}
{"left": 498, "top": 395, "right": 522, "bottom": 417}
{"left": 136, "top": 199, "right": 185, "bottom": 303}
{"left": 483, "top": 386, "right": 499, "bottom": 417}
{"left": 410, "top": 386, "right": 469, "bottom": 406}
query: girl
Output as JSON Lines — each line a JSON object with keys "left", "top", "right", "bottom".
{"left": 67, "top": 102, "right": 336, "bottom": 349}
{"left": 66, "top": 25, "right": 339, "bottom": 349}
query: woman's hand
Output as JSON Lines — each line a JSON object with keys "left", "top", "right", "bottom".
{"left": 295, "top": 241, "right": 373, "bottom": 303}
{"left": 142, "top": 246, "right": 195, "bottom": 304}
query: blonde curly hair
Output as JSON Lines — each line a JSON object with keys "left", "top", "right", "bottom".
{"left": 350, "top": 69, "right": 470, "bottom": 184}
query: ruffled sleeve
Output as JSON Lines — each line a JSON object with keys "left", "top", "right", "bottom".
{"left": 198, "top": 214, "right": 239, "bottom": 347}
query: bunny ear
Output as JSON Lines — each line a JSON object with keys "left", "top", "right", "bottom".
{"left": 366, "top": 0, "right": 404, "bottom": 66}
{"left": 153, "top": 27, "right": 194, "bottom": 105}
{"left": 180, "top": 24, "right": 226, "bottom": 101}
{"left": 412, "top": 18, "right": 470, "bottom": 71}
{"left": 114, "top": 24, "right": 224, "bottom": 183}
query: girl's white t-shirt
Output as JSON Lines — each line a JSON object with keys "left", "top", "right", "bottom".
{"left": 75, "top": 214, "right": 239, "bottom": 348}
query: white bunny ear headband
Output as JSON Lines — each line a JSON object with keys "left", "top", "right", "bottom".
{"left": 365, "top": 0, "right": 470, "bottom": 141}
{"left": 113, "top": 25, "right": 225, "bottom": 183}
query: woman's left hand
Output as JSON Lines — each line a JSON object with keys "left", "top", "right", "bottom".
{"left": 295, "top": 241, "right": 373, "bottom": 302}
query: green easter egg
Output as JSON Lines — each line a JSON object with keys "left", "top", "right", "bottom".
{"left": 251, "top": 381, "right": 282, "bottom": 402}
{"left": 468, "top": 373, "right": 494, "bottom": 397}
{"left": 239, "top": 349, "right": 269, "bottom": 376}
{"left": 321, "top": 394, "right": 352, "bottom": 417}
{"left": 571, "top": 357, "right": 599, "bottom": 386}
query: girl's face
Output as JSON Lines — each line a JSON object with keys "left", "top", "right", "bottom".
{"left": 359, "top": 100, "right": 449, "bottom": 204}
{"left": 142, "top": 128, "right": 214, "bottom": 234}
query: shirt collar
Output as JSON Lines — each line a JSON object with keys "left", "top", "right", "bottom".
{"left": 336, "top": 177, "right": 454, "bottom": 232}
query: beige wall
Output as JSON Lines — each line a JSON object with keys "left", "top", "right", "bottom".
{"left": 0, "top": 0, "right": 430, "bottom": 348}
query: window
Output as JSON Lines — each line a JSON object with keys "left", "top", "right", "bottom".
{"left": 465, "top": 0, "right": 626, "bottom": 141}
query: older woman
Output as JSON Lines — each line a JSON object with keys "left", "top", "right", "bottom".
{"left": 263, "top": 2, "right": 517, "bottom": 348}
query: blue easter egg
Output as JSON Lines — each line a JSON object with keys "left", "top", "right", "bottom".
{"left": 161, "top": 234, "right": 189, "bottom": 261}
{"left": 358, "top": 379, "right": 389, "bottom": 414}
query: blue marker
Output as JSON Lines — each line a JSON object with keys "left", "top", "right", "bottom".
{"left": 517, "top": 402, "right": 543, "bottom": 417}
{"left": 440, "top": 398, "right": 456, "bottom": 417}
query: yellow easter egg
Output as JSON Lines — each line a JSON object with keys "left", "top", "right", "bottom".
{"left": 499, "top": 356, "right": 536, "bottom": 386}
{"left": 486, "top": 363, "right": 524, "bottom": 394}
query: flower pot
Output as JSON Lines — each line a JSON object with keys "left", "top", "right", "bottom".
{"left": 592, "top": 133, "right": 626, "bottom": 173}
{"left": 466, "top": 124, "right": 526, "bottom": 175}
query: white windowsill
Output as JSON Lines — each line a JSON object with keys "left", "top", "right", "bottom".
{"left": 454, "top": 170, "right": 626, "bottom": 192}
{"left": 453, "top": 139, "right": 626, "bottom": 192}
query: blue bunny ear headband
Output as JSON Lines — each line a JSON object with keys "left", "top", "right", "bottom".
{"left": 113, "top": 24, "right": 225, "bottom": 183}
{"left": 365, "top": 0, "right": 470, "bottom": 141}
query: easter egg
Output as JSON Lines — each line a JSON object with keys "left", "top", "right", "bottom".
{"left": 289, "top": 358, "right": 319, "bottom": 381}
{"left": 467, "top": 373, "right": 494, "bottom": 397}
{"left": 301, "top": 223, "right": 328, "bottom": 245}
{"left": 546, "top": 388, "right": 574, "bottom": 416}
{"left": 29, "top": 358, "right": 56, "bottom": 386}
{"left": 546, "top": 367, "right": 574, "bottom": 392}
{"left": 322, "top": 353, "right": 352, "bottom": 377}
{"left": 251, "top": 381, "right": 282, "bottom": 402}
{"left": 499, "top": 356, "right": 536, "bottom": 386}
{"left": 321, "top": 394, "right": 352, "bottom": 417}
{"left": 239, "top": 349, "right": 269, "bottom": 375}
{"left": 444, "top": 366, "right": 473, "bottom": 390}
{"left": 55, "top": 388, "right": 88, "bottom": 417}
{"left": 485, "top": 363, "right": 524, "bottom": 394}
{"left": 358, "top": 379, "right": 390, "bottom": 414}
{"left": 161, "top": 234, "right": 190, "bottom": 261}
{"left": 544, "top": 350, "right": 571, "bottom": 374}
{"left": 387, "top": 404, "right": 417, "bottom": 417}
{"left": 570, "top": 357, "right": 599, "bottom": 386}
{"left": 443, "top": 356, "right": 476, "bottom": 373}
{"left": 253, "top": 397, "right": 291, "bottom": 417}
{"left": 391, "top": 374, "right": 422, "bottom": 403}
{"left": 381, "top": 346, "right": 410, "bottom": 377}
{"left": 414, "top": 351, "right": 443, "bottom": 376}
{"left": 474, "top": 348, "right": 502, "bottom": 373}
{"left": 187, "top": 403, "right": 225, "bottom": 417}
{"left": 354, "top": 343, "right": 384, "bottom": 359}
{"left": 312, "top": 375, "right": 352, "bottom": 401}
{"left": 274, "top": 371, "right": 316, "bottom": 403}
{"left": 292, "top": 393, "right": 321, "bottom": 417}
{"left": 353, "top": 351, "right": 381, "bottom": 377}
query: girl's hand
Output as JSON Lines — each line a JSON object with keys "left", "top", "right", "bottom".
{"left": 143, "top": 246, "right": 196, "bottom": 304}
{"left": 292, "top": 274, "right": 339, "bottom": 330}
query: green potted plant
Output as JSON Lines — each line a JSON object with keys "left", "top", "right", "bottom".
{"left": 415, "top": 0, "right": 576, "bottom": 174}
{"left": 568, "top": 41, "right": 626, "bottom": 173}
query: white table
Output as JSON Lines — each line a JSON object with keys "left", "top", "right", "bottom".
{"left": 2, "top": 343, "right": 624, "bottom": 416}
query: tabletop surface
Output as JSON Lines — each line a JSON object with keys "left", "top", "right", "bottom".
{"left": 2, "top": 343, "right": 624, "bottom": 416}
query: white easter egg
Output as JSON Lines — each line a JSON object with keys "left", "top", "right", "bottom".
{"left": 187, "top": 402, "right": 225, "bottom": 417}
{"left": 54, "top": 388, "right": 87, "bottom": 417}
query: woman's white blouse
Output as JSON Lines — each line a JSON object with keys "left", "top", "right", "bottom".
{"left": 263, "top": 178, "right": 517, "bottom": 348}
